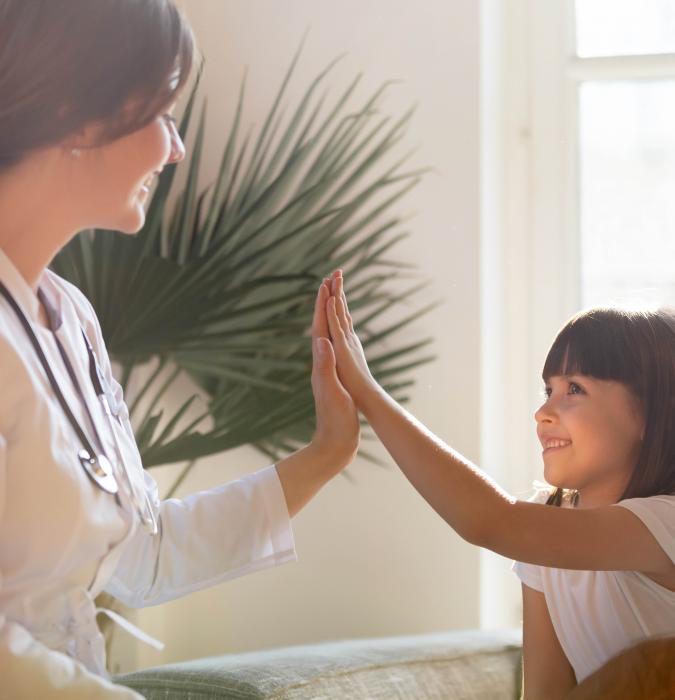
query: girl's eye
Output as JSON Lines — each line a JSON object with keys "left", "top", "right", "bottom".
{"left": 541, "top": 381, "right": 584, "bottom": 399}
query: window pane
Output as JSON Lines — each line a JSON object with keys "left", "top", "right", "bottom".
{"left": 576, "top": 0, "right": 675, "bottom": 57}
{"left": 578, "top": 81, "right": 675, "bottom": 308}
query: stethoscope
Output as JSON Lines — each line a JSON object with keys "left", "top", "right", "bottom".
{"left": 0, "top": 281, "right": 158, "bottom": 535}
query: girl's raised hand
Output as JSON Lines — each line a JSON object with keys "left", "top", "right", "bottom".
{"left": 325, "top": 270, "right": 380, "bottom": 410}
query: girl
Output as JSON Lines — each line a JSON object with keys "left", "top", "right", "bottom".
{"left": 321, "top": 269, "right": 675, "bottom": 699}
{"left": 0, "top": 2, "right": 358, "bottom": 697}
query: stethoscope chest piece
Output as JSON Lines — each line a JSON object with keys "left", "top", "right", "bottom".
{"left": 78, "top": 449, "right": 118, "bottom": 494}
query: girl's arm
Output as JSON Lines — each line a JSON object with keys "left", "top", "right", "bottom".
{"left": 324, "top": 271, "right": 673, "bottom": 576}
{"left": 521, "top": 584, "right": 576, "bottom": 700}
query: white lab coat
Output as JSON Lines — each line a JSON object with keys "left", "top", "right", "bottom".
{"left": 0, "top": 247, "right": 297, "bottom": 698}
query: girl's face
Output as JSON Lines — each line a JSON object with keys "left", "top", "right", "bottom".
{"left": 534, "top": 374, "right": 645, "bottom": 506}
{"left": 71, "top": 102, "right": 185, "bottom": 233}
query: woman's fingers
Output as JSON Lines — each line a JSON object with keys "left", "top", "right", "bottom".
{"left": 311, "top": 335, "right": 336, "bottom": 381}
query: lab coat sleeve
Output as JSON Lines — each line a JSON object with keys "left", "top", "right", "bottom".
{"left": 105, "top": 463, "right": 297, "bottom": 608}
{"left": 0, "top": 435, "right": 143, "bottom": 700}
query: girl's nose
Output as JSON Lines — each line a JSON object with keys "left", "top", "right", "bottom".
{"left": 534, "top": 401, "right": 556, "bottom": 424}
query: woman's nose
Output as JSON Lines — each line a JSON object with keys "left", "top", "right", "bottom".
{"left": 166, "top": 124, "right": 186, "bottom": 164}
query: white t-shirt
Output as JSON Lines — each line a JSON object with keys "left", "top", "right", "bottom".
{"left": 512, "top": 487, "right": 675, "bottom": 682}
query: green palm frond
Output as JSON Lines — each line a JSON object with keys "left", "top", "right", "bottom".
{"left": 51, "top": 47, "right": 437, "bottom": 472}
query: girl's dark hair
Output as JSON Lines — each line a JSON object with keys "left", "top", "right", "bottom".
{"left": 0, "top": 0, "right": 195, "bottom": 170}
{"left": 541, "top": 306, "right": 675, "bottom": 506}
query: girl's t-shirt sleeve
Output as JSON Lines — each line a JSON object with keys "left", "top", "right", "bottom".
{"left": 512, "top": 558, "right": 544, "bottom": 592}
{"left": 614, "top": 495, "right": 675, "bottom": 564}
{"left": 511, "top": 484, "right": 553, "bottom": 592}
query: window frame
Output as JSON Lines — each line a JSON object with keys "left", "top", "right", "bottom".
{"left": 479, "top": 0, "right": 675, "bottom": 629}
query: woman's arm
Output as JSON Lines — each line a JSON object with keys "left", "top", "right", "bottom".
{"left": 106, "top": 280, "right": 359, "bottom": 607}
{"left": 324, "top": 271, "right": 673, "bottom": 576}
{"left": 521, "top": 584, "right": 576, "bottom": 700}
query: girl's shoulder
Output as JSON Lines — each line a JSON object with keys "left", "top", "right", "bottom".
{"left": 616, "top": 493, "right": 675, "bottom": 510}
{"left": 614, "top": 494, "right": 675, "bottom": 564}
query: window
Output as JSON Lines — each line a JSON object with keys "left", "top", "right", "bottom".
{"left": 479, "top": 0, "right": 675, "bottom": 629}
{"left": 579, "top": 79, "right": 675, "bottom": 307}
{"left": 574, "top": 0, "right": 675, "bottom": 308}
{"left": 576, "top": 0, "right": 675, "bottom": 58}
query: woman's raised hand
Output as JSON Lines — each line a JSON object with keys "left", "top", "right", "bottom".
{"left": 309, "top": 278, "right": 360, "bottom": 467}
{"left": 273, "top": 279, "right": 359, "bottom": 517}
{"left": 325, "top": 270, "right": 380, "bottom": 411}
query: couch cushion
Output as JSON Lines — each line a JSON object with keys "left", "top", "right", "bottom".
{"left": 115, "top": 628, "right": 522, "bottom": 699}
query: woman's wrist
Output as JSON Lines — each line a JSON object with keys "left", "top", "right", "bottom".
{"left": 275, "top": 440, "right": 354, "bottom": 517}
{"left": 309, "top": 435, "right": 357, "bottom": 474}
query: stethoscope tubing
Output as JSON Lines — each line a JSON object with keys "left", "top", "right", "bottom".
{"left": 0, "top": 281, "right": 157, "bottom": 535}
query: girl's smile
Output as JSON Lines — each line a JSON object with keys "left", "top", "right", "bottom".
{"left": 542, "top": 440, "right": 572, "bottom": 454}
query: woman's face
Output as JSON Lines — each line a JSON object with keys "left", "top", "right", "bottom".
{"left": 534, "top": 374, "right": 645, "bottom": 506}
{"left": 72, "top": 102, "right": 185, "bottom": 233}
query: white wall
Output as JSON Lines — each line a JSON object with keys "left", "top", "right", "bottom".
{"left": 130, "top": 0, "right": 481, "bottom": 669}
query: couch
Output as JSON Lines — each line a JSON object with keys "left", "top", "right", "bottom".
{"left": 115, "top": 627, "right": 523, "bottom": 699}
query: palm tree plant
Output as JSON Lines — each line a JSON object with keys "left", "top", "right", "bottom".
{"left": 52, "top": 44, "right": 438, "bottom": 673}
{"left": 51, "top": 43, "right": 436, "bottom": 498}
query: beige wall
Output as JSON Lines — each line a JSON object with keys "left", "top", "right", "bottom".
{"left": 131, "top": 0, "right": 481, "bottom": 669}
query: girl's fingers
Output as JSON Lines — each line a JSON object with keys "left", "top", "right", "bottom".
{"left": 312, "top": 281, "right": 329, "bottom": 340}
{"left": 334, "top": 275, "right": 352, "bottom": 333}
{"left": 335, "top": 293, "right": 350, "bottom": 334}
{"left": 326, "top": 295, "right": 342, "bottom": 341}
{"left": 326, "top": 269, "right": 353, "bottom": 335}
{"left": 337, "top": 276, "right": 354, "bottom": 332}
{"left": 342, "top": 290, "right": 354, "bottom": 332}
{"left": 330, "top": 269, "right": 342, "bottom": 297}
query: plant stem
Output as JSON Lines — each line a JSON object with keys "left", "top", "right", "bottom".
{"left": 128, "top": 357, "right": 167, "bottom": 420}
{"left": 165, "top": 460, "right": 196, "bottom": 499}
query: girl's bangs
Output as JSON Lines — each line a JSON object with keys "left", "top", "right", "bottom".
{"left": 542, "top": 310, "right": 640, "bottom": 385}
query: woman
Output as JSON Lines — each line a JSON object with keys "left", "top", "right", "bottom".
{"left": 0, "top": 1, "right": 358, "bottom": 697}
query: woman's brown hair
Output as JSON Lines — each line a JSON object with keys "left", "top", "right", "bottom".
{"left": 541, "top": 306, "right": 675, "bottom": 505}
{"left": 0, "top": 0, "right": 195, "bottom": 170}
